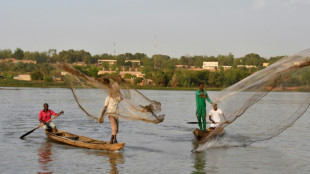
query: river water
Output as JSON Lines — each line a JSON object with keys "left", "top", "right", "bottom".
{"left": 0, "top": 87, "right": 309, "bottom": 174}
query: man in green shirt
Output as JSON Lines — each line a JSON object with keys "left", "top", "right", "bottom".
{"left": 195, "top": 83, "right": 213, "bottom": 131}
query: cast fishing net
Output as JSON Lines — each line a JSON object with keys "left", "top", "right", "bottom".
{"left": 59, "top": 64, "right": 165, "bottom": 124}
{"left": 194, "top": 48, "right": 310, "bottom": 152}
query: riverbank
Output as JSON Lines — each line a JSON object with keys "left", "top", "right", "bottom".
{"left": 1, "top": 79, "right": 308, "bottom": 92}
{"left": 0, "top": 79, "right": 67, "bottom": 88}
{"left": 0, "top": 79, "right": 222, "bottom": 91}
{"left": 0, "top": 79, "right": 223, "bottom": 91}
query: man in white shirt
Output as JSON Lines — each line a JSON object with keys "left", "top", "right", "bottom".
{"left": 209, "top": 103, "right": 228, "bottom": 129}
{"left": 98, "top": 81, "right": 123, "bottom": 144}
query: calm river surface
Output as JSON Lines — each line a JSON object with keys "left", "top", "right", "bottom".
{"left": 0, "top": 87, "right": 309, "bottom": 174}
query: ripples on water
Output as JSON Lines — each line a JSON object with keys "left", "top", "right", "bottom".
{"left": 0, "top": 88, "right": 309, "bottom": 174}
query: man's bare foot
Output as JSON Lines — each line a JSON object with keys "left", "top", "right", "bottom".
{"left": 110, "top": 135, "right": 114, "bottom": 144}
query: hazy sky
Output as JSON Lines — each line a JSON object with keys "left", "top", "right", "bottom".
{"left": 1, "top": 0, "right": 310, "bottom": 58}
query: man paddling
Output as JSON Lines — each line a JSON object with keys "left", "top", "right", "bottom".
{"left": 209, "top": 103, "right": 228, "bottom": 129}
{"left": 98, "top": 80, "right": 123, "bottom": 144}
{"left": 195, "top": 83, "right": 213, "bottom": 131}
{"left": 39, "top": 103, "right": 63, "bottom": 132}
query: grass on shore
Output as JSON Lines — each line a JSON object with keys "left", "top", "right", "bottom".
{"left": 1, "top": 79, "right": 307, "bottom": 92}
{"left": 0, "top": 79, "right": 222, "bottom": 90}
{"left": 0, "top": 79, "right": 66, "bottom": 88}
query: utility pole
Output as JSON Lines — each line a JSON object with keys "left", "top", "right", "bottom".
{"left": 154, "top": 33, "right": 157, "bottom": 55}
{"left": 113, "top": 42, "right": 116, "bottom": 56}
{"left": 154, "top": 33, "right": 157, "bottom": 71}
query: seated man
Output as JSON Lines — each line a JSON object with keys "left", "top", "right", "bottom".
{"left": 209, "top": 103, "right": 228, "bottom": 130}
{"left": 39, "top": 103, "right": 63, "bottom": 132}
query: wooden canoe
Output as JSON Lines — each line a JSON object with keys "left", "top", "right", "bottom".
{"left": 45, "top": 130, "right": 125, "bottom": 151}
{"left": 193, "top": 127, "right": 224, "bottom": 140}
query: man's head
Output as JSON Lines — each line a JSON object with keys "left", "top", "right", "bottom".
{"left": 213, "top": 103, "right": 217, "bottom": 110}
{"left": 199, "top": 83, "right": 204, "bottom": 90}
{"left": 43, "top": 103, "right": 49, "bottom": 110}
{"left": 103, "top": 78, "right": 110, "bottom": 85}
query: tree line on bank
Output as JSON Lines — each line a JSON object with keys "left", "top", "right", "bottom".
{"left": 1, "top": 48, "right": 308, "bottom": 88}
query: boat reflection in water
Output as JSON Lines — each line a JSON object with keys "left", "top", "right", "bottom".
{"left": 85, "top": 150, "right": 124, "bottom": 174}
{"left": 37, "top": 142, "right": 53, "bottom": 174}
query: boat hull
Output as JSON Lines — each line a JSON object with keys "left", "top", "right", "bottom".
{"left": 45, "top": 130, "right": 125, "bottom": 151}
{"left": 193, "top": 128, "right": 224, "bottom": 140}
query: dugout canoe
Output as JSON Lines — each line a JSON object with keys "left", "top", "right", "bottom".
{"left": 45, "top": 130, "right": 125, "bottom": 151}
{"left": 193, "top": 127, "right": 224, "bottom": 140}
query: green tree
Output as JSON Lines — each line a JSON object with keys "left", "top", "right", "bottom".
{"left": 87, "top": 66, "right": 99, "bottom": 77}
{"left": 44, "top": 76, "right": 53, "bottom": 83}
{"left": 0, "top": 49, "right": 13, "bottom": 59}
{"left": 170, "top": 73, "right": 180, "bottom": 87}
{"left": 135, "top": 77, "right": 143, "bottom": 84}
{"left": 13, "top": 48, "right": 24, "bottom": 60}
{"left": 124, "top": 73, "right": 133, "bottom": 79}
{"left": 153, "top": 71, "right": 165, "bottom": 86}
{"left": 31, "top": 71, "right": 43, "bottom": 80}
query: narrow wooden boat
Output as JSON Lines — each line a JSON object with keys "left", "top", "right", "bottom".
{"left": 193, "top": 127, "right": 224, "bottom": 140}
{"left": 45, "top": 130, "right": 125, "bottom": 151}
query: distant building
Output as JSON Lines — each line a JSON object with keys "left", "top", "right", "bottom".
{"left": 98, "top": 68, "right": 145, "bottom": 78}
{"left": 61, "top": 71, "right": 69, "bottom": 76}
{"left": 175, "top": 65, "right": 186, "bottom": 69}
{"left": 72, "top": 62, "right": 86, "bottom": 66}
{"left": 263, "top": 63, "right": 269, "bottom": 67}
{"left": 176, "top": 63, "right": 231, "bottom": 71}
{"left": 187, "top": 66, "right": 204, "bottom": 71}
{"left": 98, "top": 59, "right": 117, "bottom": 65}
{"left": 20, "top": 60, "right": 37, "bottom": 64}
{"left": 237, "top": 65, "right": 257, "bottom": 68}
{"left": 13, "top": 74, "right": 31, "bottom": 81}
{"left": 138, "top": 79, "right": 155, "bottom": 86}
{"left": 202, "top": 62, "right": 218, "bottom": 70}
{"left": 0, "top": 58, "right": 37, "bottom": 64}
{"left": 175, "top": 65, "right": 203, "bottom": 71}
{"left": 52, "top": 76, "right": 62, "bottom": 81}
{"left": 222, "top": 66, "right": 232, "bottom": 70}
{"left": 125, "top": 60, "right": 141, "bottom": 66}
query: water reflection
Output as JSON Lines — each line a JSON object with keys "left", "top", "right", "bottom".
{"left": 85, "top": 151, "right": 124, "bottom": 174}
{"left": 191, "top": 138, "right": 207, "bottom": 174}
{"left": 191, "top": 153, "right": 207, "bottom": 174}
{"left": 37, "top": 142, "right": 53, "bottom": 174}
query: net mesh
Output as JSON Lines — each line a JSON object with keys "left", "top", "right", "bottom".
{"left": 194, "top": 48, "right": 310, "bottom": 152}
{"left": 60, "top": 64, "right": 165, "bottom": 124}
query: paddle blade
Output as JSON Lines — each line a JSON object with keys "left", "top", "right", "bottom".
{"left": 187, "top": 122, "right": 198, "bottom": 124}
{"left": 20, "top": 127, "right": 38, "bottom": 139}
{"left": 187, "top": 121, "right": 213, "bottom": 124}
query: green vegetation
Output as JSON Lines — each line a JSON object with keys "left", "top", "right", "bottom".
{"left": 1, "top": 48, "right": 308, "bottom": 89}
{"left": 0, "top": 79, "right": 66, "bottom": 88}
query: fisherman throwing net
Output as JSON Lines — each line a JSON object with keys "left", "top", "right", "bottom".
{"left": 194, "top": 48, "right": 310, "bottom": 152}
{"left": 60, "top": 64, "right": 165, "bottom": 126}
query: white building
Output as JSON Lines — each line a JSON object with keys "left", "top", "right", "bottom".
{"left": 98, "top": 68, "right": 145, "bottom": 78}
{"left": 222, "top": 66, "right": 232, "bottom": 70}
{"left": 237, "top": 65, "right": 257, "bottom": 68}
{"left": 13, "top": 74, "right": 31, "bottom": 81}
{"left": 61, "top": 71, "right": 69, "bottom": 76}
{"left": 98, "top": 59, "right": 117, "bottom": 65}
{"left": 263, "top": 63, "right": 269, "bottom": 67}
{"left": 125, "top": 60, "right": 141, "bottom": 66}
{"left": 202, "top": 62, "right": 218, "bottom": 70}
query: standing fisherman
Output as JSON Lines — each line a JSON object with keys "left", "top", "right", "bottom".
{"left": 98, "top": 79, "right": 123, "bottom": 144}
{"left": 195, "top": 83, "right": 213, "bottom": 131}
